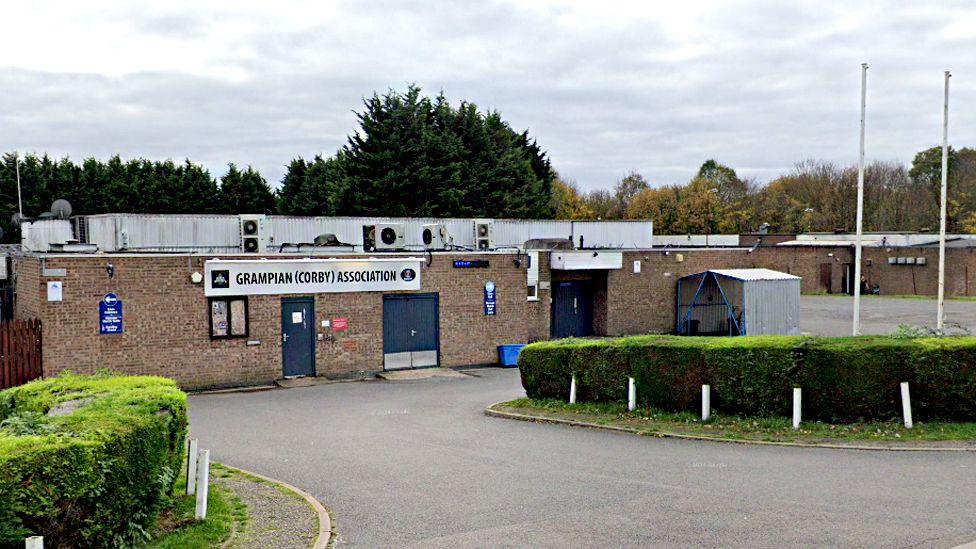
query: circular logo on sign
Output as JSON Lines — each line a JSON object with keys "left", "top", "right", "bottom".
{"left": 103, "top": 293, "right": 118, "bottom": 305}
{"left": 400, "top": 268, "right": 416, "bottom": 282}
{"left": 485, "top": 281, "right": 495, "bottom": 293}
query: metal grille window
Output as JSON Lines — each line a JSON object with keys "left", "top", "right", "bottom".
{"left": 209, "top": 297, "right": 249, "bottom": 339}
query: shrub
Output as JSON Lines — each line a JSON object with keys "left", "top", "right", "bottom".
{"left": 0, "top": 373, "right": 187, "bottom": 547}
{"left": 517, "top": 335, "right": 976, "bottom": 422}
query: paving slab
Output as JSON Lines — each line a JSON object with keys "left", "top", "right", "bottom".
{"left": 375, "top": 368, "right": 471, "bottom": 381}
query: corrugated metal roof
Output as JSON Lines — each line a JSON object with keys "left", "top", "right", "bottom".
{"left": 776, "top": 239, "right": 878, "bottom": 247}
{"left": 708, "top": 268, "right": 800, "bottom": 281}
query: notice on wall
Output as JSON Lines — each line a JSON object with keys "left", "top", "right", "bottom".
{"left": 47, "top": 281, "right": 63, "bottom": 302}
{"left": 204, "top": 258, "right": 422, "bottom": 297}
{"left": 484, "top": 281, "right": 497, "bottom": 316}
{"left": 99, "top": 293, "right": 123, "bottom": 335}
{"left": 332, "top": 317, "right": 348, "bottom": 331}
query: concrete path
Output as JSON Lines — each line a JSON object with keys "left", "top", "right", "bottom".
{"left": 189, "top": 369, "right": 976, "bottom": 548}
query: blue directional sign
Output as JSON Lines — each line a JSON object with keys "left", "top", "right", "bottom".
{"left": 99, "top": 293, "right": 123, "bottom": 335}
{"left": 484, "top": 281, "right": 496, "bottom": 316}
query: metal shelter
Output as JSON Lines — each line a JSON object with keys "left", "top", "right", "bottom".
{"left": 676, "top": 268, "right": 801, "bottom": 336}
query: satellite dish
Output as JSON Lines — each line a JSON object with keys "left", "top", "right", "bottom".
{"left": 10, "top": 213, "right": 25, "bottom": 226}
{"left": 51, "top": 199, "right": 72, "bottom": 219}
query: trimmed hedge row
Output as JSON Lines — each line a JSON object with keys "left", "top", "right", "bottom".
{"left": 518, "top": 336, "right": 976, "bottom": 422}
{"left": 0, "top": 373, "right": 187, "bottom": 547}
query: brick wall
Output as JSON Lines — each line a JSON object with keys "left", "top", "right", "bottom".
{"left": 525, "top": 252, "right": 551, "bottom": 342}
{"left": 863, "top": 247, "right": 976, "bottom": 296}
{"left": 599, "top": 246, "right": 976, "bottom": 335}
{"left": 15, "top": 245, "right": 976, "bottom": 390}
{"left": 14, "top": 255, "right": 42, "bottom": 320}
{"left": 13, "top": 252, "right": 527, "bottom": 390}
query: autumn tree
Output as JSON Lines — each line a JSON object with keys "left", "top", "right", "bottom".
{"left": 583, "top": 189, "right": 616, "bottom": 219}
{"left": 551, "top": 176, "right": 595, "bottom": 219}
{"left": 625, "top": 185, "right": 682, "bottom": 231}
{"left": 609, "top": 171, "right": 650, "bottom": 218}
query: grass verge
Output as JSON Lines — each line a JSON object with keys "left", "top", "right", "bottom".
{"left": 495, "top": 398, "right": 976, "bottom": 447}
{"left": 146, "top": 464, "right": 247, "bottom": 548}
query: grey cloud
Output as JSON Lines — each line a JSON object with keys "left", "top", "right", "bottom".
{"left": 2, "top": 1, "right": 975, "bottom": 192}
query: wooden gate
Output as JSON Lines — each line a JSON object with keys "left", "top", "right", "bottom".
{"left": 0, "top": 319, "right": 42, "bottom": 390}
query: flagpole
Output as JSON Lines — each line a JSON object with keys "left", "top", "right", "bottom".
{"left": 937, "top": 70, "right": 951, "bottom": 332}
{"left": 853, "top": 63, "right": 868, "bottom": 336}
{"left": 15, "top": 153, "right": 23, "bottom": 218}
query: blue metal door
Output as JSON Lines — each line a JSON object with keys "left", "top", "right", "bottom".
{"left": 551, "top": 281, "right": 593, "bottom": 338}
{"left": 383, "top": 294, "right": 439, "bottom": 370}
{"left": 281, "top": 298, "right": 315, "bottom": 378}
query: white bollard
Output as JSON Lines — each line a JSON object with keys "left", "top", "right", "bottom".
{"left": 627, "top": 377, "right": 636, "bottom": 412}
{"left": 186, "top": 438, "right": 199, "bottom": 495}
{"left": 901, "top": 382, "right": 913, "bottom": 429}
{"left": 569, "top": 375, "right": 577, "bottom": 404}
{"left": 25, "top": 536, "right": 43, "bottom": 549}
{"left": 701, "top": 385, "right": 710, "bottom": 421}
{"left": 792, "top": 388, "right": 802, "bottom": 430}
{"left": 195, "top": 449, "right": 210, "bottom": 520}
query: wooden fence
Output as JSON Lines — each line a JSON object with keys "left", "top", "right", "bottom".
{"left": 0, "top": 319, "right": 42, "bottom": 391}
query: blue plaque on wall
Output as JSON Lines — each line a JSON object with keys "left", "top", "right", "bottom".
{"left": 99, "top": 293, "right": 123, "bottom": 335}
{"left": 484, "top": 281, "right": 496, "bottom": 316}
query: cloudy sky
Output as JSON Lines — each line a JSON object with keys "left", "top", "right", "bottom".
{"left": 2, "top": 1, "right": 975, "bottom": 191}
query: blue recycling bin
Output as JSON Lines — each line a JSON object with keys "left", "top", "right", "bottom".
{"left": 498, "top": 344, "right": 526, "bottom": 367}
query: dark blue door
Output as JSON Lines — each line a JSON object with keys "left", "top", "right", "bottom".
{"left": 551, "top": 281, "right": 593, "bottom": 338}
{"left": 383, "top": 294, "right": 439, "bottom": 370}
{"left": 281, "top": 298, "right": 315, "bottom": 377}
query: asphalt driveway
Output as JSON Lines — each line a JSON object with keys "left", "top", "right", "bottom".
{"left": 189, "top": 369, "right": 976, "bottom": 548}
{"left": 800, "top": 295, "right": 976, "bottom": 336}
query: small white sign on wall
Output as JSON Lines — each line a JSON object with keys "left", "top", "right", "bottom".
{"left": 47, "top": 281, "right": 63, "bottom": 302}
{"left": 633, "top": 260, "right": 641, "bottom": 273}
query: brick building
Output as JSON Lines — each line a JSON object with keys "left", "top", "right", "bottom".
{"left": 11, "top": 214, "right": 976, "bottom": 390}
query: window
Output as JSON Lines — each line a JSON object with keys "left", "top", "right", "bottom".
{"left": 209, "top": 297, "right": 248, "bottom": 339}
{"left": 527, "top": 284, "right": 539, "bottom": 301}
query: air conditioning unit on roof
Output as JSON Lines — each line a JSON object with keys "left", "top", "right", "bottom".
{"left": 474, "top": 220, "right": 493, "bottom": 250}
{"left": 239, "top": 214, "right": 269, "bottom": 253}
{"left": 364, "top": 223, "right": 405, "bottom": 251}
{"left": 422, "top": 223, "right": 452, "bottom": 250}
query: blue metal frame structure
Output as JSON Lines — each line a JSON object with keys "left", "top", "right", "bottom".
{"left": 676, "top": 271, "right": 743, "bottom": 336}
{"left": 678, "top": 272, "right": 708, "bottom": 334}
{"left": 712, "top": 272, "right": 743, "bottom": 336}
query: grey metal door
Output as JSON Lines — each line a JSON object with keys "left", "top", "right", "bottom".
{"left": 281, "top": 298, "right": 315, "bottom": 378}
{"left": 383, "top": 294, "right": 439, "bottom": 370}
{"left": 551, "top": 281, "right": 593, "bottom": 338}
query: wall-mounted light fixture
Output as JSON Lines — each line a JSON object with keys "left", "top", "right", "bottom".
{"left": 106, "top": 263, "right": 115, "bottom": 279}
{"left": 190, "top": 272, "right": 204, "bottom": 284}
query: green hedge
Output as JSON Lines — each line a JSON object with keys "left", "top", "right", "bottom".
{"left": 518, "top": 336, "right": 976, "bottom": 422}
{"left": 0, "top": 373, "right": 187, "bottom": 547}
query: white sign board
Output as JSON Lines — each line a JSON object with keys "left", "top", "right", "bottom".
{"left": 47, "top": 281, "right": 63, "bottom": 302}
{"left": 204, "top": 258, "right": 422, "bottom": 297}
{"left": 549, "top": 251, "right": 623, "bottom": 270}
